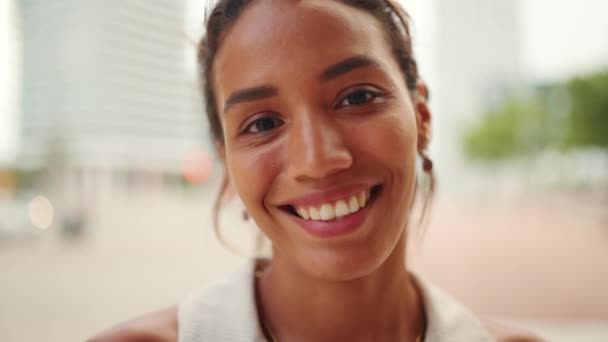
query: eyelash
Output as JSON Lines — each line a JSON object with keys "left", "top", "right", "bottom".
{"left": 336, "top": 87, "right": 384, "bottom": 109}
{"left": 239, "top": 87, "right": 384, "bottom": 136}
{"left": 241, "top": 115, "right": 284, "bottom": 135}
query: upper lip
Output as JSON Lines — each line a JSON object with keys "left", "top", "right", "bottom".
{"left": 276, "top": 184, "right": 374, "bottom": 208}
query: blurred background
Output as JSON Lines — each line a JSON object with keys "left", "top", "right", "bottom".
{"left": 0, "top": 0, "right": 607, "bottom": 341}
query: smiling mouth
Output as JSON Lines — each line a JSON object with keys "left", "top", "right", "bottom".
{"left": 279, "top": 185, "right": 383, "bottom": 221}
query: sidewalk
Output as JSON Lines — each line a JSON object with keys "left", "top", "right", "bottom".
{"left": 0, "top": 189, "right": 606, "bottom": 341}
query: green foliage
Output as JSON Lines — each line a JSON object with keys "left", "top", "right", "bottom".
{"left": 563, "top": 71, "right": 608, "bottom": 149}
{"left": 464, "top": 70, "right": 608, "bottom": 161}
{"left": 464, "top": 98, "right": 550, "bottom": 160}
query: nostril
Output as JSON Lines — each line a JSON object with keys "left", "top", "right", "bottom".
{"left": 287, "top": 122, "right": 353, "bottom": 181}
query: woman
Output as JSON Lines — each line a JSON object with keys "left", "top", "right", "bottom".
{"left": 91, "top": 0, "right": 542, "bottom": 341}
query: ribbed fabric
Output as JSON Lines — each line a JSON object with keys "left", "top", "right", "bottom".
{"left": 178, "top": 259, "right": 494, "bottom": 342}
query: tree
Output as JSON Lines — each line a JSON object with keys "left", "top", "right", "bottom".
{"left": 563, "top": 71, "right": 608, "bottom": 149}
{"left": 464, "top": 69, "right": 608, "bottom": 161}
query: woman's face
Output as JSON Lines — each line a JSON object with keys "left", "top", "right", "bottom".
{"left": 213, "top": 0, "right": 419, "bottom": 280}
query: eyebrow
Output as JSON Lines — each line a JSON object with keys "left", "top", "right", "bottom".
{"left": 223, "top": 86, "right": 278, "bottom": 113}
{"left": 320, "top": 55, "right": 380, "bottom": 81}
{"left": 222, "top": 55, "right": 379, "bottom": 113}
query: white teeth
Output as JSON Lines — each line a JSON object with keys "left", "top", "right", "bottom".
{"left": 357, "top": 191, "right": 367, "bottom": 207}
{"left": 309, "top": 207, "right": 320, "bottom": 220}
{"left": 293, "top": 189, "right": 375, "bottom": 221}
{"left": 334, "top": 200, "right": 349, "bottom": 217}
{"left": 348, "top": 196, "right": 360, "bottom": 213}
{"left": 297, "top": 207, "right": 310, "bottom": 220}
{"left": 320, "top": 204, "right": 335, "bottom": 221}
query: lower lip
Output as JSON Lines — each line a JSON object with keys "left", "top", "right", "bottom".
{"left": 286, "top": 196, "right": 376, "bottom": 239}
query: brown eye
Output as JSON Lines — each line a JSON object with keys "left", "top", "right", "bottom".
{"left": 337, "top": 89, "right": 381, "bottom": 108}
{"left": 243, "top": 117, "right": 284, "bottom": 134}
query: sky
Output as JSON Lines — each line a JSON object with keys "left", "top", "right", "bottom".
{"left": 1, "top": 0, "right": 607, "bottom": 165}
{"left": 521, "top": 0, "right": 608, "bottom": 81}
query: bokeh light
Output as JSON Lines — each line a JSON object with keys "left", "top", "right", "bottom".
{"left": 182, "top": 150, "right": 214, "bottom": 184}
{"left": 28, "top": 195, "right": 54, "bottom": 230}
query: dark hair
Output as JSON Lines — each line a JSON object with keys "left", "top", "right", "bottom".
{"left": 198, "top": 0, "right": 432, "bottom": 246}
{"left": 199, "top": 0, "right": 419, "bottom": 143}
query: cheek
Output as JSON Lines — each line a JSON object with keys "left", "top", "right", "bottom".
{"left": 225, "top": 145, "right": 282, "bottom": 211}
{"left": 352, "top": 111, "right": 417, "bottom": 169}
{"left": 348, "top": 109, "right": 418, "bottom": 214}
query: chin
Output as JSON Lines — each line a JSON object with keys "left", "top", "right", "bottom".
{"left": 293, "top": 238, "right": 397, "bottom": 282}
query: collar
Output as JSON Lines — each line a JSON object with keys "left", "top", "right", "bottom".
{"left": 178, "top": 259, "right": 494, "bottom": 342}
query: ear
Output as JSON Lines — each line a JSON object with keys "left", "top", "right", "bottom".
{"left": 414, "top": 80, "right": 432, "bottom": 153}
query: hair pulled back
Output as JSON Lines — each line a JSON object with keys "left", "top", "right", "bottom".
{"left": 197, "top": 0, "right": 431, "bottom": 247}
{"left": 199, "top": 0, "right": 419, "bottom": 143}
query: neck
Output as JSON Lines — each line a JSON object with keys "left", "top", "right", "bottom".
{"left": 257, "top": 235, "right": 425, "bottom": 342}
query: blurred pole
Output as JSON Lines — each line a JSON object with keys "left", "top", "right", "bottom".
{"left": 0, "top": 0, "right": 21, "bottom": 167}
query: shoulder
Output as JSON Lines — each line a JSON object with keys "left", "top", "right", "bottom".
{"left": 87, "top": 306, "right": 178, "bottom": 342}
{"left": 481, "top": 318, "right": 547, "bottom": 342}
{"left": 412, "top": 274, "right": 545, "bottom": 342}
{"left": 179, "top": 260, "right": 265, "bottom": 341}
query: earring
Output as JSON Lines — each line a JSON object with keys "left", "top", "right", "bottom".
{"left": 421, "top": 151, "right": 433, "bottom": 173}
{"left": 242, "top": 209, "right": 249, "bottom": 221}
{"left": 417, "top": 149, "right": 435, "bottom": 226}
{"left": 418, "top": 147, "right": 435, "bottom": 195}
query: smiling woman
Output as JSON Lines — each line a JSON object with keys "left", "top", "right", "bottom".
{"left": 90, "top": 1, "right": 542, "bottom": 341}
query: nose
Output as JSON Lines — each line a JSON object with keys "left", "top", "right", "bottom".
{"left": 286, "top": 110, "right": 353, "bottom": 181}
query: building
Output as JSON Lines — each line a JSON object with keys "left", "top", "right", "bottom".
{"left": 17, "top": 0, "right": 208, "bottom": 195}
{"left": 433, "top": 0, "right": 523, "bottom": 190}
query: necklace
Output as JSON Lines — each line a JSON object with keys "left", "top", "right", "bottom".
{"left": 255, "top": 268, "right": 425, "bottom": 342}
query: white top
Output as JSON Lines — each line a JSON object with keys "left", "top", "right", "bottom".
{"left": 178, "top": 259, "right": 495, "bottom": 342}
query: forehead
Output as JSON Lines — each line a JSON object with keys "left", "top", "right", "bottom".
{"left": 213, "top": 0, "right": 396, "bottom": 107}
